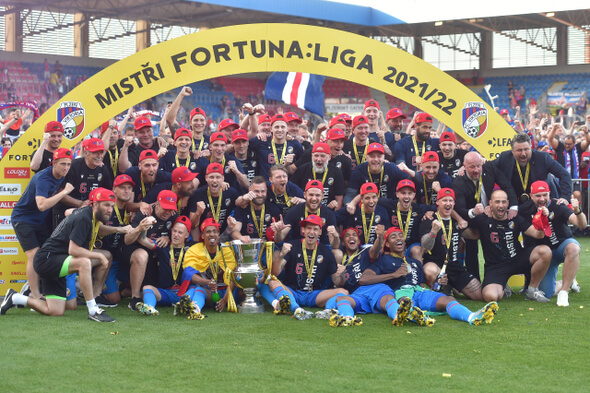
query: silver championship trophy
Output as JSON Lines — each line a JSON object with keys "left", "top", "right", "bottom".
{"left": 225, "top": 239, "right": 270, "bottom": 313}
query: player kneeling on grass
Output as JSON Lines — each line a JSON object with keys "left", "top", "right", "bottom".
{"left": 181, "top": 218, "right": 240, "bottom": 314}
{"left": 462, "top": 190, "right": 552, "bottom": 303}
{"left": 359, "top": 227, "right": 498, "bottom": 326}
{"left": 318, "top": 225, "right": 409, "bottom": 327}
{"left": 136, "top": 216, "right": 203, "bottom": 319}
{"left": 1, "top": 188, "right": 132, "bottom": 322}
{"left": 267, "top": 215, "right": 348, "bottom": 320}
{"left": 519, "top": 181, "right": 586, "bottom": 307}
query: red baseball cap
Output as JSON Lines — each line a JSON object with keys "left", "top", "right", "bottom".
{"left": 299, "top": 214, "right": 323, "bottom": 228}
{"left": 100, "top": 121, "right": 118, "bottom": 135}
{"left": 113, "top": 174, "right": 136, "bottom": 187}
{"left": 360, "top": 182, "right": 379, "bottom": 196}
{"left": 386, "top": 227, "right": 403, "bottom": 240}
{"left": 190, "top": 107, "right": 207, "bottom": 120}
{"left": 84, "top": 138, "right": 106, "bottom": 152}
{"left": 339, "top": 113, "right": 352, "bottom": 123}
{"left": 531, "top": 180, "right": 550, "bottom": 195}
{"left": 364, "top": 99, "right": 380, "bottom": 111}
{"left": 499, "top": 109, "right": 509, "bottom": 115}
{"left": 326, "top": 128, "right": 347, "bottom": 141}
{"left": 158, "top": 190, "right": 178, "bottom": 211}
{"left": 437, "top": 188, "right": 455, "bottom": 201}
{"left": 200, "top": 217, "right": 220, "bottom": 234}
{"left": 312, "top": 142, "right": 330, "bottom": 154}
{"left": 231, "top": 129, "right": 249, "bottom": 143}
{"left": 257, "top": 114, "right": 271, "bottom": 125}
{"left": 422, "top": 151, "right": 439, "bottom": 164}
{"left": 440, "top": 132, "right": 456, "bottom": 144}
{"left": 206, "top": 162, "right": 224, "bottom": 176}
{"left": 329, "top": 116, "right": 347, "bottom": 128}
{"left": 284, "top": 112, "right": 302, "bottom": 124}
{"left": 174, "top": 127, "right": 192, "bottom": 141}
{"left": 175, "top": 215, "right": 192, "bottom": 234}
{"left": 386, "top": 108, "right": 406, "bottom": 120}
{"left": 352, "top": 115, "right": 369, "bottom": 129}
{"left": 271, "top": 114, "right": 288, "bottom": 125}
{"left": 305, "top": 180, "right": 324, "bottom": 192}
{"left": 396, "top": 179, "right": 416, "bottom": 192}
{"left": 90, "top": 187, "right": 115, "bottom": 203}
{"left": 367, "top": 142, "right": 384, "bottom": 155}
{"left": 44, "top": 121, "right": 64, "bottom": 133}
{"left": 341, "top": 227, "right": 361, "bottom": 238}
{"left": 415, "top": 113, "right": 433, "bottom": 124}
{"left": 383, "top": 227, "right": 404, "bottom": 252}
{"left": 218, "top": 118, "right": 238, "bottom": 131}
{"left": 52, "top": 148, "right": 73, "bottom": 162}
{"left": 139, "top": 149, "right": 159, "bottom": 162}
{"left": 134, "top": 116, "right": 152, "bottom": 130}
{"left": 172, "top": 166, "right": 197, "bottom": 184}
{"left": 210, "top": 132, "right": 228, "bottom": 144}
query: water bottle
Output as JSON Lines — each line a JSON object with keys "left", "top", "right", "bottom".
{"left": 432, "top": 261, "right": 448, "bottom": 292}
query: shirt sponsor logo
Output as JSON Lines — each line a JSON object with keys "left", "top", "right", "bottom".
{"left": 4, "top": 167, "right": 31, "bottom": 178}
{"left": 0, "top": 184, "right": 21, "bottom": 196}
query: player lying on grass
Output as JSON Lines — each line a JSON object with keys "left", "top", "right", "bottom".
{"left": 355, "top": 227, "right": 498, "bottom": 327}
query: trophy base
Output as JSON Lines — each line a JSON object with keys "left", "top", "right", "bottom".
{"left": 238, "top": 303, "right": 265, "bottom": 313}
{"left": 237, "top": 295, "right": 265, "bottom": 313}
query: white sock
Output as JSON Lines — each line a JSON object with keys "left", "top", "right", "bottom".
{"left": 86, "top": 299, "right": 99, "bottom": 315}
{"left": 271, "top": 299, "right": 279, "bottom": 309}
{"left": 12, "top": 293, "right": 28, "bottom": 306}
{"left": 191, "top": 302, "right": 201, "bottom": 313}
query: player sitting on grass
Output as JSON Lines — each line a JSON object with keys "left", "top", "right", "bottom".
{"left": 359, "top": 227, "right": 499, "bottom": 326}
{"left": 318, "top": 225, "right": 411, "bottom": 327}
{"left": 180, "top": 218, "right": 239, "bottom": 314}
{"left": 267, "top": 215, "right": 347, "bottom": 320}
{"left": 136, "top": 216, "right": 203, "bottom": 319}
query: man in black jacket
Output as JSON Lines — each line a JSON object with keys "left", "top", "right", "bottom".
{"left": 492, "top": 133, "right": 571, "bottom": 205}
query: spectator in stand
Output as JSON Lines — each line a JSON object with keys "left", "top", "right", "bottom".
{"left": 65, "top": 73, "right": 72, "bottom": 93}
{"left": 54, "top": 60, "right": 63, "bottom": 75}
{"left": 2, "top": 137, "right": 12, "bottom": 149}
{"left": 546, "top": 121, "right": 590, "bottom": 204}
{"left": 0, "top": 137, "right": 10, "bottom": 160}
{"left": 49, "top": 71, "right": 59, "bottom": 94}
{"left": 7, "top": 83, "right": 16, "bottom": 101}
{"left": 44, "top": 59, "right": 50, "bottom": 81}
{"left": 0, "top": 67, "right": 9, "bottom": 91}
{"left": 2, "top": 108, "right": 26, "bottom": 143}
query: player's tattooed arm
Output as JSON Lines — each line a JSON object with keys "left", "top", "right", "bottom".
{"left": 421, "top": 219, "right": 441, "bottom": 251}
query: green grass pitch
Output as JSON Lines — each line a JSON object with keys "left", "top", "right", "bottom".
{"left": 1, "top": 238, "right": 590, "bottom": 392}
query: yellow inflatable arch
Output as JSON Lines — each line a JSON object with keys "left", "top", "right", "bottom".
{"left": 0, "top": 23, "right": 516, "bottom": 289}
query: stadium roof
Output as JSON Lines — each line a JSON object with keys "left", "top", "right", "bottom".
{"left": 5, "top": 1, "right": 590, "bottom": 38}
